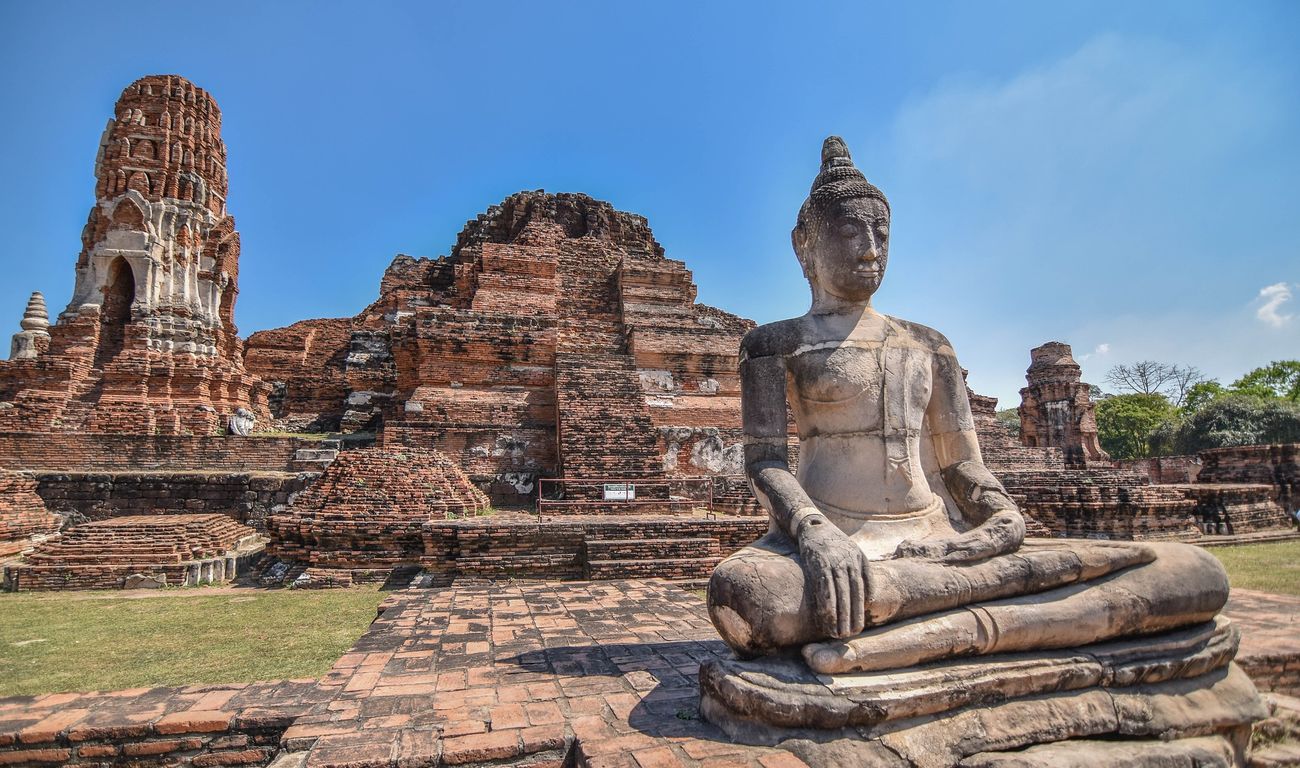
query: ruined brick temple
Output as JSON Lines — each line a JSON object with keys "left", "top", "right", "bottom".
{"left": 244, "top": 190, "right": 755, "bottom": 505}
{"left": 0, "top": 75, "right": 268, "bottom": 436}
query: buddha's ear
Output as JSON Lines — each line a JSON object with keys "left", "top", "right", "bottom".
{"left": 792, "top": 205, "right": 813, "bottom": 272}
{"left": 792, "top": 226, "right": 812, "bottom": 278}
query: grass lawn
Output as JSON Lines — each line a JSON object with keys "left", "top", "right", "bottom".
{"left": 0, "top": 587, "right": 386, "bottom": 697}
{"left": 1207, "top": 539, "right": 1300, "bottom": 597}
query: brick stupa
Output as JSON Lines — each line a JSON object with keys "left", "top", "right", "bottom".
{"left": 0, "top": 75, "right": 269, "bottom": 435}
{"left": 266, "top": 447, "right": 490, "bottom": 585}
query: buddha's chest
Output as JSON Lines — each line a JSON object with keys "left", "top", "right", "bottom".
{"left": 787, "top": 343, "right": 933, "bottom": 433}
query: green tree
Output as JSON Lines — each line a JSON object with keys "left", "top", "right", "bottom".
{"left": 1230, "top": 360, "right": 1300, "bottom": 402}
{"left": 1095, "top": 393, "right": 1177, "bottom": 460}
{"left": 994, "top": 408, "right": 1020, "bottom": 434}
{"left": 1170, "top": 394, "right": 1300, "bottom": 453}
{"left": 1181, "top": 380, "right": 1225, "bottom": 414}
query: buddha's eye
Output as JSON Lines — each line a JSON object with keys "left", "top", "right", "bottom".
{"left": 877, "top": 225, "right": 889, "bottom": 238}
{"left": 838, "top": 223, "right": 860, "bottom": 238}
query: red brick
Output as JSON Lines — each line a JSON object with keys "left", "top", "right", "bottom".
{"left": 153, "top": 710, "right": 233, "bottom": 735}
{"left": 441, "top": 730, "right": 521, "bottom": 765}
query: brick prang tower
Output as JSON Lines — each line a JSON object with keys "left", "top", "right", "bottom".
{"left": 69, "top": 74, "right": 239, "bottom": 356}
{"left": 0, "top": 75, "right": 269, "bottom": 435}
{"left": 1017, "top": 341, "right": 1109, "bottom": 468}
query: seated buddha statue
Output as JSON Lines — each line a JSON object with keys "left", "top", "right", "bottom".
{"left": 706, "top": 136, "right": 1235, "bottom": 678}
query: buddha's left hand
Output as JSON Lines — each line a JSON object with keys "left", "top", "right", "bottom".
{"left": 892, "top": 510, "right": 1025, "bottom": 563}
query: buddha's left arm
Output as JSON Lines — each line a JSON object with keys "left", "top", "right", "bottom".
{"left": 897, "top": 349, "right": 1025, "bottom": 561}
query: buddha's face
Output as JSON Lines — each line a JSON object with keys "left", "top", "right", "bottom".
{"left": 800, "top": 197, "right": 890, "bottom": 303}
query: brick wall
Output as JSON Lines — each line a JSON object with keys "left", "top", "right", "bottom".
{"left": 423, "top": 515, "right": 767, "bottom": 580}
{"left": 243, "top": 318, "right": 356, "bottom": 431}
{"left": 1116, "top": 455, "right": 1203, "bottom": 484}
{"left": 32, "top": 471, "right": 313, "bottom": 530}
{"left": 0, "top": 433, "right": 309, "bottom": 472}
{"left": 1199, "top": 443, "right": 1299, "bottom": 514}
{"left": 0, "top": 470, "right": 59, "bottom": 556}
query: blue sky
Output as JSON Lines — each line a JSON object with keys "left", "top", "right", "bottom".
{"left": 1, "top": 1, "right": 1296, "bottom": 406}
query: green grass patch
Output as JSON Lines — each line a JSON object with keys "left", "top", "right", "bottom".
{"left": 1207, "top": 539, "right": 1300, "bottom": 596}
{"left": 0, "top": 587, "right": 386, "bottom": 696}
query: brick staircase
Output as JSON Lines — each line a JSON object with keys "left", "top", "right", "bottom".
{"left": 553, "top": 242, "right": 663, "bottom": 483}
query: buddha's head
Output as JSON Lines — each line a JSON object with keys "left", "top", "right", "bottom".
{"left": 792, "top": 136, "right": 891, "bottom": 305}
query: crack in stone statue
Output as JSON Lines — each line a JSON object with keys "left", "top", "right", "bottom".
{"left": 700, "top": 136, "right": 1265, "bottom": 764}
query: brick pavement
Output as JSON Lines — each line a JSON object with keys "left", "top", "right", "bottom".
{"left": 1226, "top": 588, "right": 1300, "bottom": 697}
{"left": 285, "top": 579, "right": 798, "bottom": 767}
{"left": 2, "top": 580, "right": 1297, "bottom": 767}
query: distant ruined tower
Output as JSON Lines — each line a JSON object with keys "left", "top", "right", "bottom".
{"left": 0, "top": 75, "right": 268, "bottom": 434}
{"left": 1018, "top": 341, "right": 1109, "bottom": 468}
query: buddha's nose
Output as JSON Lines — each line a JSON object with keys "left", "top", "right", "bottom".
{"left": 863, "top": 232, "right": 880, "bottom": 262}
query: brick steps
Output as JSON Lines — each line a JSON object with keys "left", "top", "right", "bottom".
{"left": 6, "top": 513, "right": 263, "bottom": 590}
{"left": 553, "top": 243, "right": 664, "bottom": 481}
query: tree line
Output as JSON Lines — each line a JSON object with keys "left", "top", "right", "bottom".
{"left": 1093, "top": 360, "right": 1300, "bottom": 459}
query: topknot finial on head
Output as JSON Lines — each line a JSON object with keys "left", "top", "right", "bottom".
{"left": 821, "top": 136, "right": 852, "bottom": 168}
{"left": 806, "top": 135, "right": 889, "bottom": 211}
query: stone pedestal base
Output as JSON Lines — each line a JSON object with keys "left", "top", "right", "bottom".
{"left": 700, "top": 618, "right": 1265, "bottom": 767}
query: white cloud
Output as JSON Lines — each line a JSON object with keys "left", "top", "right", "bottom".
{"left": 1078, "top": 342, "right": 1110, "bottom": 361}
{"left": 1255, "top": 282, "right": 1295, "bottom": 328}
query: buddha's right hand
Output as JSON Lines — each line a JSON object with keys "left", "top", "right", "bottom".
{"left": 796, "top": 514, "right": 868, "bottom": 639}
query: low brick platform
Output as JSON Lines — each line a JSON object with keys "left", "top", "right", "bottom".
{"left": 266, "top": 448, "right": 490, "bottom": 585}
{"left": 5, "top": 514, "right": 263, "bottom": 591}
{"left": 1, "top": 579, "right": 1296, "bottom": 767}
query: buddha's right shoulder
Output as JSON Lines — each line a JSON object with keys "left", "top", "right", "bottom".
{"left": 740, "top": 318, "right": 807, "bottom": 360}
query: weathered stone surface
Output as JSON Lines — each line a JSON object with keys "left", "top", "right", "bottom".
{"left": 0, "top": 75, "right": 269, "bottom": 434}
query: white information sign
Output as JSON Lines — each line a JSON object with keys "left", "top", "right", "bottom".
{"left": 603, "top": 483, "right": 636, "bottom": 501}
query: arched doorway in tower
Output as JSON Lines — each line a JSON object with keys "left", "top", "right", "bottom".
{"left": 95, "top": 257, "right": 135, "bottom": 366}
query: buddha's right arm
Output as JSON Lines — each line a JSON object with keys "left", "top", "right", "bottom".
{"left": 741, "top": 352, "right": 821, "bottom": 539}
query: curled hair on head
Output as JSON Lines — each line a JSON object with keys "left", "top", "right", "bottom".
{"left": 792, "top": 136, "right": 890, "bottom": 269}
